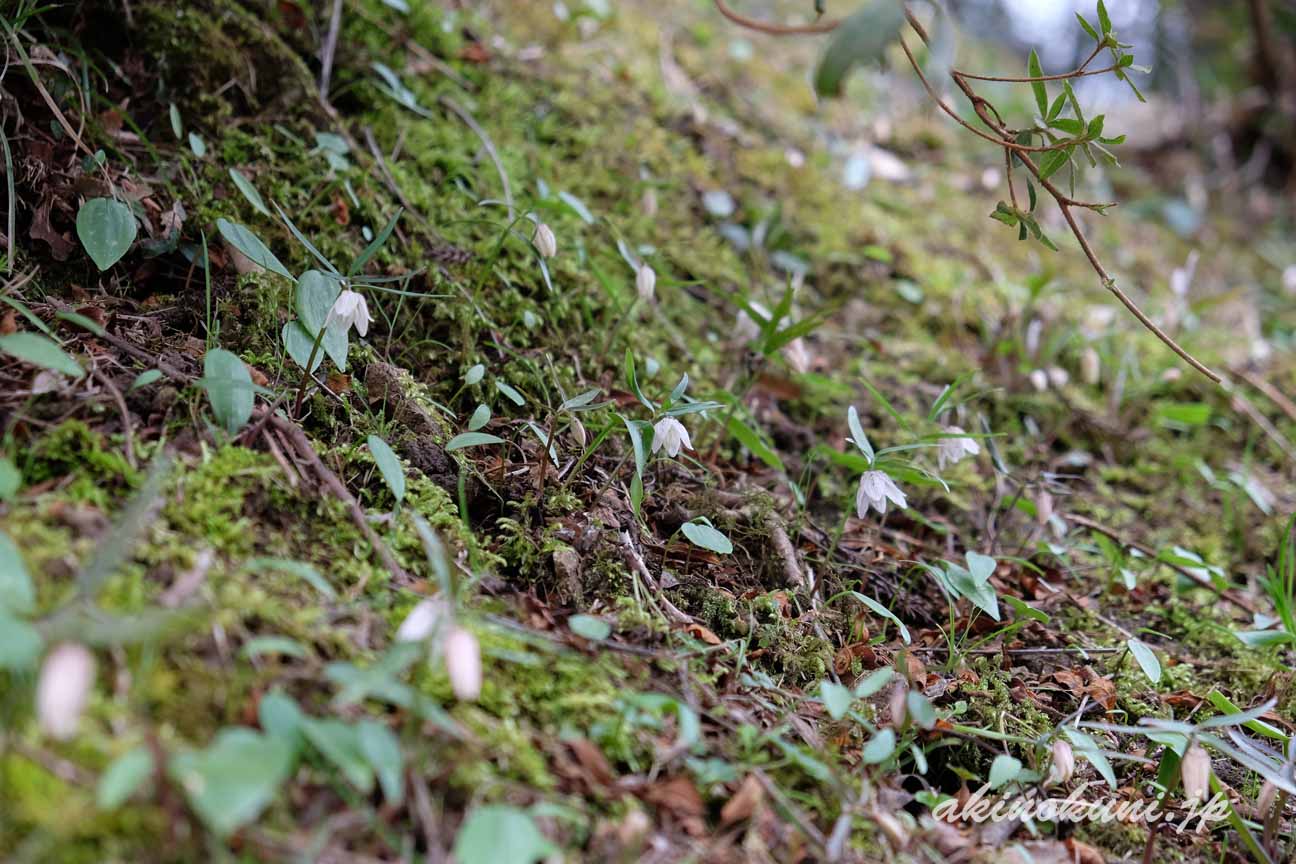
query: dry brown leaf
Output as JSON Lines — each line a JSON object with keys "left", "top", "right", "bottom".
{"left": 684, "top": 623, "right": 722, "bottom": 645}
{"left": 720, "top": 774, "right": 764, "bottom": 826}
{"left": 643, "top": 775, "right": 705, "bottom": 837}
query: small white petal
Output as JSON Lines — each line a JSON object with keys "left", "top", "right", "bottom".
{"left": 444, "top": 626, "right": 482, "bottom": 701}
{"left": 37, "top": 643, "right": 96, "bottom": 740}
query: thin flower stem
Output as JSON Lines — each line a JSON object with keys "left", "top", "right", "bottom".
{"left": 291, "top": 325, "right": 329, "bottom": 417}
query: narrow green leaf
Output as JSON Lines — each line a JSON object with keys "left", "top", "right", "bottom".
{"left": 217, "top": 218, "right": 292, "bottom": 279}
{"left": 1027, "top": 49, "right": 1048, "bottom": 117}
{"left": 467, "top": 403, "right": 491, "bottom": 431}
{"left": 368, "top": 435, "right": 406, "bottom": 504}
{"left": 1127, "top": 638, "right": 1162, "bottom": 684}
{"left": 726, "top": 416, "right": 784, "bottom": 471}
{"left": 0, "top": 531, "right": 35, "bottom": 614}
{"left": 0, "top": 332, "right": 84, "bottom": 378}
{"left": 229, "top": 168, "right": 271, "bottom": 217}
{"left": 446, "top": 432, "right": 506, "bottom": 451}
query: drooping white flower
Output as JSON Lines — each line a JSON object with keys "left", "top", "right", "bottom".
{"left": 444, "top": 625, "right": 482, "bottom": 701}
{"left": 36, "top": 643, "right": 96, "bottom": 740}
{"left": 533, "top": 222, "right": 557, "bottom": 259}
{"left": 651, "top": 416, "right": 692, "bottom": 458}
{"left": 325, "top": 288, "right": 373, "bottom": 337}
{"left": 1029, "top": 369, "right": 1049, "bottom": 392}
{"left": 856, "top": 470, "right": 907, "bottom": 517}
{"left": 1047, "top": 366, "right": 1070, "bottom": 388}
{"left": 1181, "top": 742, "right": 1211, "bottom": 802}
{"left": 395, "top": 598, "right": 448, "bottom": 642}
{"left": 1046, "top": 739, "right": 1075, "bottom": 786}
{"left": 636, "top": 263, "right": 656, "bottom": 303}
{"left": 936, "top": 426, "right": 979, "bottom": 470}
{"left": 783, "top": 338, "right": 812, "bottom": 373}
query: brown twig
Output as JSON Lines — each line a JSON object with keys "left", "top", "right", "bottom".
{"left": 91, "top": 366, "right": 137, "bottom": 469}
{"left": 265, "top": 411, "right": 411, "bottom": 592}
{"left": 712, "top": 0, "right": 841, "bottom": 35}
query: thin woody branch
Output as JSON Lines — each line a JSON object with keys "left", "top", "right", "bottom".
{"left": 714, "top": 0, "right": 1220, "bottom": 384}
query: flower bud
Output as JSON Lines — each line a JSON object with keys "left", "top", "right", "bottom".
{"left": 533, "top": 222, "right": 557, "bottom": 259}
{"left": 636, "top": 263, "right": 656, "bottom": 303}
{"left": 1256, "top": 780, "right": 1277, "bottom": 819}
{"left": 37, "top": 643, "right": 96, "bottom": 740}
{"left": 395, "top": 598, "right": 448, "bottom": 642}
{"left": 1029, "top": 369, "right": 1049, "bottom": 392}
{"left": 1081, "top": 347, "right": 1101, "bottom": 386}
{"left": 1047, "top": 739, "right": 1075, "bottom": 785}
{"left": 444, "top": 625, "right": 482, "bottom": 701}
{"left": 1047, "top": 366, "right": 1070, "bottom": 388}
{"left": 888, "top": 682, "right": 908, "bottom": 728}
{"left": 1181, "top": 742, "right": 1211, "bottom": 802}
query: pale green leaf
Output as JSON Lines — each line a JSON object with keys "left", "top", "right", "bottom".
{"left": 76, "top": 198, "right": 137, "bottom": 270}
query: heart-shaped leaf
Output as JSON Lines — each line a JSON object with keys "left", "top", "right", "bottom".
{"left": 294, "top": 270, "right": 348, "bottom": 370}
{"left": 454, "top": 805, "right": 556, "bottom": 864}
{"left": 168, "top": 728, "right": 296, "bottom": 837}
{"left": 77, "top": 198, "right": 137, "bottom": 270}
{"left": 202, "top": 348, "right": 254, "bottom": 434}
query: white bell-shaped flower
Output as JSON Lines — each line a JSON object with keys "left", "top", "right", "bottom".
{"left": 324, "top": 288, "right": 373, "bottom": 337}
{"left": 856, "top": 470, "right": 907, "bottom": 517}
{"left": 936, "top": 426, "right": 980, "bottom": 470}
{"left": 651, "top": 416, "right": 692, "bottom": 458}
